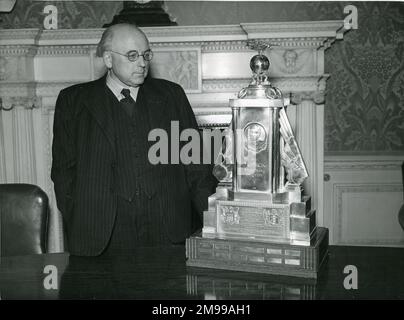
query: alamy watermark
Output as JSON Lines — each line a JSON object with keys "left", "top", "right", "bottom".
{"left": 43, "top": 265, "right": 58, "bottom": 290}
{"left": 343, "top": 265, "right": 358, "bottom": 290}
{"left": 343, "top": 5, "right": 358, "bottom": 30}
{"left": 147, "top": 121, "right": 258, "bottom": 174}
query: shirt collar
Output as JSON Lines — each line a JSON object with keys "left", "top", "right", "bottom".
{"left": 106, "top": 71, "right": 139, "bottom": 101}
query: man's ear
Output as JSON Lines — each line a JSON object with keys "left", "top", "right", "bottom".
{"left": 103, "top": 51, "right": 112, "bottom": 69}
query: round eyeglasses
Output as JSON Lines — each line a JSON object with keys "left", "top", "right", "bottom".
{"left": 110, "top": 49, "right": 153, "bottom": 62}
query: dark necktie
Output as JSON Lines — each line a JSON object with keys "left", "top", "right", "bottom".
{"left": 120, "top": 88, "right": 136, "bottom": 117}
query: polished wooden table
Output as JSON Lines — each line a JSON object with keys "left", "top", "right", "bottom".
{"left": 1, "top": 245, "right": 403, "bottom": 299}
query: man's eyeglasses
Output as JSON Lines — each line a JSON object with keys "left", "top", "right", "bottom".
{"left": 110, "top": 49, "right": 153, "bottom": 62}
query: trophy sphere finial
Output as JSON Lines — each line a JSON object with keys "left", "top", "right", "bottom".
{"left": 250, "top": 54, "right": 270, "bottom": 75}
{"left": 246, "top": 40, "right": 276, "bottom": 78}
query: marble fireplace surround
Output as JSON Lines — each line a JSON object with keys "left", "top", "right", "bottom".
{"left": 0, "top": 21, "right": 347, "bottom": 251}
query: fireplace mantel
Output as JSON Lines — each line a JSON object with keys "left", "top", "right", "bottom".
{"left": 0, "top": 21, "right": 348, "bottom": 252}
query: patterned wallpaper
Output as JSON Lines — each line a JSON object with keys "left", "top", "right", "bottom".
{"left": 0, "top": 0, "right": 122, "bottom": 28}
{"left": 323, "top": 3, "right": 404, "bottom": 154}
{"left": 1, "top": 1, "right": 403, "bottom": 155}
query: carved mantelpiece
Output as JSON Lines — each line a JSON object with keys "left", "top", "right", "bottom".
{"left": 0, "top": 21, "right": 347, "bottom": 252}
{"left": 0, "top": 21, "right": 345, "bottom": 104}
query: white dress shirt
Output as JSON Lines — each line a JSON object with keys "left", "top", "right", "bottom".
{"left": 106, "top": 71, "right": 139, "bottom": 102}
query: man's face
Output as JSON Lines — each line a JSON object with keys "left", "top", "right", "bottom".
{"left": 104, "top": 28, "right": 151, "bottom": 87}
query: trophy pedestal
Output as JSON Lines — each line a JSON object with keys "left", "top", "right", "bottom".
{"left": 186, "top": 227, "right": 328, "bottom": 279}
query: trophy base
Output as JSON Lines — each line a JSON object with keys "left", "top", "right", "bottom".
{"left": 186, "top": 227, "right": 329, "bottom": 279}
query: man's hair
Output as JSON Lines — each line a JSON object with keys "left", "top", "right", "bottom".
{"left": 96, "top": 23, "right": 141, "bottom": 58}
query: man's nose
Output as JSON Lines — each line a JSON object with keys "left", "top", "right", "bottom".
{"left": 137, "top": 55, "right": 146, "bottom": 67}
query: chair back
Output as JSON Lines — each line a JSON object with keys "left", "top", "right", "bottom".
{"left": 0, "top": 184, "right": 49, "bottom": 256}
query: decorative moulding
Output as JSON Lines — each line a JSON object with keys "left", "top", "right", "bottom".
{"left": 202, "top": 76, "right": 327, "bottom": 93}
{"left": 240, "top": 20, "right": 347, "bottom": 39}
{"left": 0, "top": 81, "right": 37, "bottom": 96}
{"left": 0, "top": 28, "right": 40, "bottom": 45}
{"left": 0, "top": 82, "right": 39, "bottom": 110}
{"left": 37, "top": 46, "right": 92, "bottom": 56}
{"left": 0, "top": 21, "right": 347, "bottom": 47}
{"left": 324, "top": 155, "right": 404, "bottom": 171}
{"left": 0, "top": 46, "right": 38, "bottom": 56}
{"left": 202, "top": 78, "right": 250, "bottom": 92}
{"left": 291, "top": 91, "right": 325, "bottom": 105}
{"left": 201, "top": 41, "right": 251, "bottom": 52}
{"left": 38, "top": 28, "right": 103, "bottom": 45}
{"left": 35, "top": 81, "right": 77, "bottom": 97}
{"left": 150, "top": 47, "right": 202, "bottom": 93}
{"left": 335, "top": 184, "right": 404, "bottom": 245}
{"left": 144, "top": 24, "right": 245, "bottom": 43}
{"left": 0, "top": 96, "right": 40, "bottom": 110}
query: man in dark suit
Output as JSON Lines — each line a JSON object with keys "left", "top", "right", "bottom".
{"left": 51, "top": 23, "right": 217, "bottom": 256}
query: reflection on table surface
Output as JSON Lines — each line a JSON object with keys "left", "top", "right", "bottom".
{"left": 1, "top": 245, "right": 403, "bottom": 299}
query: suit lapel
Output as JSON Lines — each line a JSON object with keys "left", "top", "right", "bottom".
{"left": 139, "top": 79, "right": 168, "bottom": 131}
{"left": 83, "top": 76, "right": 116, "bottom": 155}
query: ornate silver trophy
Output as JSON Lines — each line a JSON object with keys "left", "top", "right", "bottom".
{"left": 186, "top": 42, "right": 329, "bottom": 278}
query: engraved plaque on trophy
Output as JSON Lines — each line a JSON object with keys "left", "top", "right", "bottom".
{"left": 186, "top": 41, "right": 328, "bottom": 279}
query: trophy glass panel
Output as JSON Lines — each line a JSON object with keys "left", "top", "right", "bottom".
{"left": 236, "top": 107, "right": 271, "bottom": 193}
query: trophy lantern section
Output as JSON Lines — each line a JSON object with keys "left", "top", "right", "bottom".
{"left": 230, "top": 52, "right": 284, "bottom": 198}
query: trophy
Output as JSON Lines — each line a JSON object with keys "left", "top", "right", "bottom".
{"left": 186, "top": 41, "right": 329, "bottom": 278}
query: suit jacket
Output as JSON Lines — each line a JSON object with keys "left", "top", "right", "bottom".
{"left": 51, "top": 75, "right": 217, "bottom": 256}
